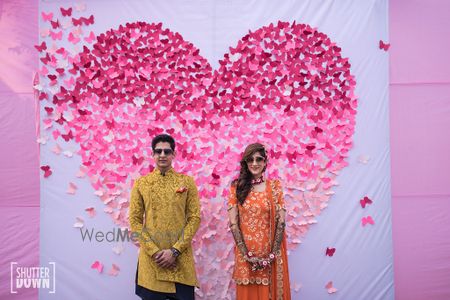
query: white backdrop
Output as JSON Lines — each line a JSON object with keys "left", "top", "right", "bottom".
{"left": 39, "top": 0, "right": 393, "bottom": 299}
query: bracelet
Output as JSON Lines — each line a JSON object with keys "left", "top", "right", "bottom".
{"left": 170, "top": 247, "right": 181, "bottom": 258}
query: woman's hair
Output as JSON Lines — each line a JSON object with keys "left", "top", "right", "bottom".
{"left": 232, "top": 143, "right": 267, "bottom": 205}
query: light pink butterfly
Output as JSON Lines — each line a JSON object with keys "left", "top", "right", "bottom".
{"left": 73, "top": 216, "right": 84, "bottom": 228}
{"left": 325, "top": 281, "right": 338, "bottom": 294}
{"left": 67, "top": 182, "right": 77, "bottom": 194}
{"left": 68, "top": 32, "right": 80, "bottom": 44}
{"left": 52, "top": 144, "right": 62, "bottom": 155}
{"left": 41, "top": 11, "right": 53, "bottom": 22}
{"left": 64, "top": 77, "right": 75, "bottom": 88}
{"left": 84, "top": 31, "right": 96, "bottom": 43}
{"left": 85, "top": 207, "right": 96, "bottom": 218}
{"left": 108, "top": 264, "right": 120, "bottom": 276}
{"left": 50, "top": 30, "right": 63, "bottom": 40}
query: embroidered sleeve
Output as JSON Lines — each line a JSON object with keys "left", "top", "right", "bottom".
{"left": 128, "top": 179, "right": 160, "bottom": 257}
{"left": 227, "top": 185, "right": 249, "bottom": 258}
{"left": 271, "top": 180, "right": 286, "bottom": 255}
{"left": 273, "top": 179, "right": 286, "bottom": 212}
{"left": 227, "top": 184, "right": 238, "bottom": 210}
{"left": 173, "top": 176, "right": 201, "bottom": 253}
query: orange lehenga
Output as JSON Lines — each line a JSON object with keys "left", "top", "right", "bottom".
{"left": 228, "top": 179, "right": 291, "bottom": 300}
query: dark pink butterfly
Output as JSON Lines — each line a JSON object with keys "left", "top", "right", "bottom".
{"left": 132, "top": 155, "right": 144, "bottom": 165}
{"left": 41, "top": 165, "right": 52, "bottom": 178}
{"left": 360, "top": 196, "right": 373, "bottom": 208}
{"left": 72, "top": 17, "right": 83, "bottom": 26}
{"left": 61, "top": 130, "right": 74, "bottom": 141}
{"left": 44, "top": 107, "right": 54, "bottom": 114}
{"left": 60, "top": 7, "right": 72, "bottom": 17}
{"left": 34, "top": 41, "right": 47, "bottom": 52}
{"left": 81, "top": 15, "right": 94, "bottom": 26}
{"left": 50, "top": 20, "right": 60, "bottom": 29}
{"left": 379, "top": 40, "right": 390, "bottom": 51}
{"left": 325, "top": 247, "right": 336, "bottom": 257}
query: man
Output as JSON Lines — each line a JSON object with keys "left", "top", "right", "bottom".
{"left": 129, "top": 134, "right": 201, "bottom": 300}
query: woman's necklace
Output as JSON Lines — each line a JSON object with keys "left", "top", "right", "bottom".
{"left": 251, "top": 175, "right": 264, "bottom": 185}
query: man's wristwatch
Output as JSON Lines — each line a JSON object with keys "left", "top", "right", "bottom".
{"left": 170, "top": 247, "right": 181, "bottom": 258}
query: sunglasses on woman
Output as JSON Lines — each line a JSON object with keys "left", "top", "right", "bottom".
{"left": 153, "top": 148, "right": 174, "bottom": 155}
{"left": 245, "top": 156, "right": 265, "bottom": 164}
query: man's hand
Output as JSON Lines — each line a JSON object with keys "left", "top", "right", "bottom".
{"left": 152, "top": 249, "right": 176, "bottom": 269}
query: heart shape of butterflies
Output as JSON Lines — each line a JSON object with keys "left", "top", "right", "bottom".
{"left": 48, "top": 20, "right": 357, "bottom": 297}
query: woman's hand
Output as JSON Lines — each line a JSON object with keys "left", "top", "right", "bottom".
{"left": 248, "top": 257, "right": 269, "bottom": 271}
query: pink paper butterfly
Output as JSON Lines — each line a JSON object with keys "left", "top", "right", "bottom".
{"left": 41, "top": 11, "right": 53, "bottom": 22}
{"left": 360, "top": 196, "right": 373, "bottom": 208}
{"left": 379, "top": 40, "right": 390, "bottom": 51}
{"left": 361, "top": 215, "right": 375, "bottom": 226}
{"left": 91, "top": 261, "right": 103, "bottom": 273}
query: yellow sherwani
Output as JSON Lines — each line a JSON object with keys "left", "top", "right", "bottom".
{"left": 129, "top": 168, "right": 201, "bottom": 293}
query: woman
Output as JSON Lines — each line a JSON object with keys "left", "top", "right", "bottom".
{"left": 228, "top": 143, "right": 291, "bottom": 300}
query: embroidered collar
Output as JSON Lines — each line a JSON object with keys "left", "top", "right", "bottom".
{"left": 154, "top": 167, "right": 175, "bottom": 177}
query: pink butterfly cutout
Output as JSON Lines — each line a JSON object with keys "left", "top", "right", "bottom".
{"left": 50, "top": 20, "right": 60, "bottom": 29}
{"left": 40, "top": 165, "right": 52, "bottom": 178}
{"left": 379, "top": 40, "right": 390, "bottom": 51}
{"left": 67, "top": 182, "right": 77, "bottom": 194}
{"left": 68, "top": 32, "right": 81, "bottom": 44}
{"left": 84, "top": 31, "right": 96, "bottom": 43}
{"left": 42, "top": 119, "right": 53, "bottom": 129}
{"left": 41, "top": 11, "right": 53, "bottom": 22}
{"left": 73, "top": 216, "right": 84, "bottom": 228}
{"left": 360, "top": 196, "right": 373, "bottom": 208}
{"left": 64, "top": 77, "right": 75, "bottom": 88}
{"left": 108, "top": 264, "right": 120, "bottom": 276}
{"left": 75, "top": 3, "right": 87, "bottom": 12}
{"left": 85, "top": 207, "right": 96, "bottom": 217}
{"left": 361, "top": 215, "right": 375, "bottom": 226}
{"left": 91, "top": 261, "right": 103, "bottom": 273}
{"left": 325, "top": 247, "right": 336, "bottom": 257}
{"left": 60, "top": 7, "right": 72, "bottom": 17}
{"left": 76, "top": 166, "right": 87, "bottom": 178}
{"left": 50, "top": 31, "right": 63, "bottom": 41}
{"left": 52, "top": 144, "right": 62, "bottom": 155}
{"left": 40, "top": 28, "right": 50, "bottom": 38}
{"left": 325, "top": 281, "right": 338, "bottom": 294}
{"left": 112, "top": 243, "right": 124, "bottom": 255}
{"left": 34, "top": 41, "right": 47, "bottom": 52}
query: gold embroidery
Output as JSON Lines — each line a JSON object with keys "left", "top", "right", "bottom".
{"left": 228, "top": 179, "right": 290, "bottom": 299}
{"left": 271, "top": 180, "right": 285, "bottom": 300}
{"left": 228, "top": 185, "right": 271, "bottom": 285}
{"left": 236, "top": 277, "right": 270, "bottom": 286}
{"left": 128, "top": 168, "right": 201, "bottom": 293}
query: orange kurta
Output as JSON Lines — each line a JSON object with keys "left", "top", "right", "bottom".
{"left": 228, "top": 179, "right": 291, "bottom": 300}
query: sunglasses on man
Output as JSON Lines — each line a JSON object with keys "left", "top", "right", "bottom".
{"left": 153, "top": 148, "right": 174, "bottom": 155}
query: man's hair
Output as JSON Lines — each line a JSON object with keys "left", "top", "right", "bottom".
{"left": 151, "top": 134, "right": 176, "bottom": 151}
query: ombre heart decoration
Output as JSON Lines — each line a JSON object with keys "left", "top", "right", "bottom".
{"left": 48, "top": 21, "right": 357, "bottom": 298}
